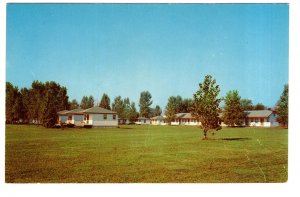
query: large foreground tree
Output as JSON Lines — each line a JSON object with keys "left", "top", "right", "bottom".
{"left": 190, "top": 75, "right": 222, "bottom": 139}
{"left": 276, "top": 84, "right": 288, "bottom": 128}
{"left": 223, "top": 90, "right": 245, "bottom": 127}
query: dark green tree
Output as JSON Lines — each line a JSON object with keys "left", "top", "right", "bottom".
{"left": 254, "top": 103, "right": 266, "bottom": 110}
{"left": 7, "top": 81, "right": 69, "bottom": 127}
{"left": 223, "top": 90, "right": 245, "bottom": 127}
{"left": 174, "top": 95, "right": 183, "bottom": 113}
{"left": 99, "top": 93, "right": 111, "bottom": 110}
{"left": 6, "top": 82, "right": 22, "bottom": 123}
{"left": 70, "top": 99, "right": 79, "bottom": 110}
{"left": 139, "top": 91, "right": 153, "bottom": 118}
{"left": 31, "top": 80, "right": 45, "bottom": 125}
{"left": 276, "top": 84, "right": 288, "bottom": 128}
{"left": 168, "top": 96, "right": 191, "bottom": 113}
{"left": 20, "top": 87, "right": 34, "bottom": 123}
{"left": 240, "top": 99, "right": 254, "bottom": 111}
{"left": 153, "top": 105, "right": 162, "bottom": 117}
{"left": 190, "top": 75, "right": 222, "bottom": 139}
{"left": 180, "top": 98, "right": 193, "bottom": 113}
{"left": 87, "top": 96, "right": 94, "bottom": 108}
{"left": 165, "top": 96, "right": 177, "bottom": 125}
{"left": 128, "top": 102, "right": 139, "bottom": 122}
{"left": 123, "top": 97, "right": 131, "bottom": 120}
{"left": 112, "top": 96, "right": 125, "bottom": 118}
{"left": 40, "top": 81, "right": 69, "bottom": 128}
{"left": 80, "top": 96, "right": 89, "bottom": 109}
{"left": 81, "top": 95, "right": 94, "bottom": 109}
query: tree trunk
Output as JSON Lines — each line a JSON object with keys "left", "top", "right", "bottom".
{"left": 203, "top": 129, "right": 208, "bottom": 140}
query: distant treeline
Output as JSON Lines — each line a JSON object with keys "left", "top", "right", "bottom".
{"left": 6, "top": 81, "right": 163, "bottom": 127}
{"left": 6, "top": 78, "right": 288, "bottom": 128}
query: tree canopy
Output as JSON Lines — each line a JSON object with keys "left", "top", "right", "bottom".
{"left": 6, "top": 81, "right": 69, "bottom": 127}
{"left": 112, "top": 96, "right": 125, "bottom": 118}
{"left": 99, "top": 93, "right": 111, "bottom": 110}
{"left": 276, "top": 84, "right": 288, "bottom": 128}
{"left": 254, "top": 103, "right": 266, "bottom": 110}
{"left": 222, "top": 90, "right": 245, "bottom": 127}
{"left": 81, "top": 96, "right": 94, "bottom": 109}
{"left": 151, "top": 105, "right": 162, "bottom": 117}
{"left": 139, "top": 91, "right": 153, "bottom": 118}
{"left": 190, "top": 75, "right": 222, "bottom": 139}
{"left": 6, "top": 82, "right": 22, "bottom": 123}
{"left": 165, "top": 96, "right": 177, "bottom": 124}
{"left": 69, "top": 99, "right": 79, "bottom": 110}
{"left": 240, "top": 99, "right": 254, "bottom": 111}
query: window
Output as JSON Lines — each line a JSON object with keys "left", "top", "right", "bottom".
{"left": 104, "top": 114, "right": 107, "bottom": 120}
{"left": 113, "top": 115, "right": 116, "bottom": 120}
{"left": 265, "top": 118, "right": 269, "bottom": 122}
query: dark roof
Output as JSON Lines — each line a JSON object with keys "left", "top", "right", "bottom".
{"left": 245, "top": 110, "right": 273, "bottom": 118}
{"left": 82, "top": 106, "right": 117, "bottom": 114}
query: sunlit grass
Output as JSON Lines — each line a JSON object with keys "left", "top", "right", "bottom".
{"left": 5, "top": 124, "right": 287, "bottom": 183}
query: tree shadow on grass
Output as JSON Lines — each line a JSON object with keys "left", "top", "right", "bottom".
{"left": 211, "top": 137, "right": 251, "bottom": 141}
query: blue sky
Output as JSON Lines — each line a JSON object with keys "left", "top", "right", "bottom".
{"left": 6, "top": 4, "right": 288, "bottom": 110}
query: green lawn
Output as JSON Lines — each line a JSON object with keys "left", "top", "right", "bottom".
{"left": 5, "top": 124, "right": 288, "bottom": 183}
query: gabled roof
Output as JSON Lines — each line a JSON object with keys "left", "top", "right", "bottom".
{"left": 57, "top": 110, "right": 69, "bottom": 115}
{"left": 150, "top": 115, "right": 165, "bottom": 120}
{"left": 245, "top": 110, "right": 273, "bottom": 118}
{"left": 82, "top": 106, "right": 117, "bottom": 114}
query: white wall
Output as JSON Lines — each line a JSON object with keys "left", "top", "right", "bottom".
{"left": 89, "top": 114, "right": 118, "bottom": 127}
{"left": 151, "top": 120, "right": 167, "bottom": 125}
{"left": 135, "top": 119, "right": 151, "bottom": 125}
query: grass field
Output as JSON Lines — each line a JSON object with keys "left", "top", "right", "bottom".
{"left": 5, "top": 124, "right": 288, "bottom": 183}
